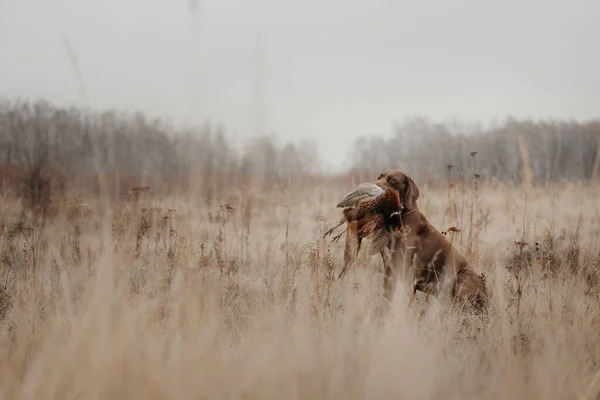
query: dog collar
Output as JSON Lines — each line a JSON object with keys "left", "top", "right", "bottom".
{"left": 401, "top": 207, "right": 418, "bottom": 217}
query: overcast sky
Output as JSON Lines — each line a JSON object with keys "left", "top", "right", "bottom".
{"left": 1, "top": 0, "right": 599, "bottom": 171}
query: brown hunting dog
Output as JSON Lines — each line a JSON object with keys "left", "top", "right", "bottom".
{"left": 329, "top": 170, "right": 488, "bottom": 312}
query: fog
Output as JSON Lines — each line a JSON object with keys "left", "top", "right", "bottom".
{"left": 1, "top": 0, "right": 599, "bottom": 170}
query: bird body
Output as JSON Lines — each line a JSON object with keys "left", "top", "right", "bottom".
{"left": 324, "top": 183, "right": 403, "bottom": 260}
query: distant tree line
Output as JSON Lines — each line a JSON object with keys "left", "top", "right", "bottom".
{"left": 1, "top": 99, "right": 599, "bottom": 208}
{"left": 349, "top": 116, "right": 600, "bottom": 183}
{"left": 0, "top": 99, "right": 321, "bottom": 205}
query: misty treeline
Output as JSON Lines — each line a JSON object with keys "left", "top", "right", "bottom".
{"left": 0, "top": 99, "right": 321, "bottom": 203}
{"left": 351, "top": 116, "right": 600, "bottom": 183}
{"left": 1, "top": 99, "right": 600, "bottom": 205}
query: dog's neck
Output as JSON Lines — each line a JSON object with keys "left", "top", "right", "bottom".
{"left": 401, "top": 207, "right": 418, "bottom": 217}
{"left": 396, "top": 206, "right": 421, "bottom": 231}
{"left": 401, "top": 204, "right": 419, "bottom": 219}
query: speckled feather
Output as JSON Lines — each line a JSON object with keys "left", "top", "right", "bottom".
{"left": 336, "top": 183, "right": 384, "bottom": 208}
{"left": 357, "top": 214, "right": 392, "bottom": 255}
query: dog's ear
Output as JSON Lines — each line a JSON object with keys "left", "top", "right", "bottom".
{"left": 404, "top": 175, "right": 420, "bottom": 210}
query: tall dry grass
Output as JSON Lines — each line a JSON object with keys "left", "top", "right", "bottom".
{"left": 0, "top": 178, "right": 599, "bottom": 399}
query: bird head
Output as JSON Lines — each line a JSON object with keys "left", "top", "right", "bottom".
{"left": 385, "top": 210, "right": 403, "bottom": 234}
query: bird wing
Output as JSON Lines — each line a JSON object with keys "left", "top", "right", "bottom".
{"left": 368, "top": 229, "right": 391, "bottom": 255}
{"left": 336, "top": 183, "right": 384, "bottom": 208}
{"left": 357, "top": 214, "right": 393, "bottom": 255}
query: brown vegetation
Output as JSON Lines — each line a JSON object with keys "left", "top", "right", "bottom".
{"left": 0, "top": 172, "right": 598, "bottom": 398}
{"left": 0, "top": 100, "right": 599, "bottom": 398}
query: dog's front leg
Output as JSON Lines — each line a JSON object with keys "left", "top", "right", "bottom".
{"left": 383, "top": 248, "right": 406, "bottom": 304}
{"left": 406, "top": 250, "right": 429, "bottom": 307}
{"left": 380, "top": 233, "right": 400, "bottom": 303}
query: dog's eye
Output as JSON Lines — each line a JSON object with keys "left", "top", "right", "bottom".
{"left": 388, "top": 176, "right": 396, "bottom": 184}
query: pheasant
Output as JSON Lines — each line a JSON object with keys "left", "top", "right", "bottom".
{"left": 323, "top": 183, "right": 403, "bottom": 257}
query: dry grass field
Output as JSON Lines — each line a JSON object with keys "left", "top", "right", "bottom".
{"left": 0, "top": 176, "right": 600, "bottom": 399}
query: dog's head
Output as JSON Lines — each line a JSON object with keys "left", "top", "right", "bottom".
{"left": 375, "top": 170, "right": 420, "bottom": 211}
